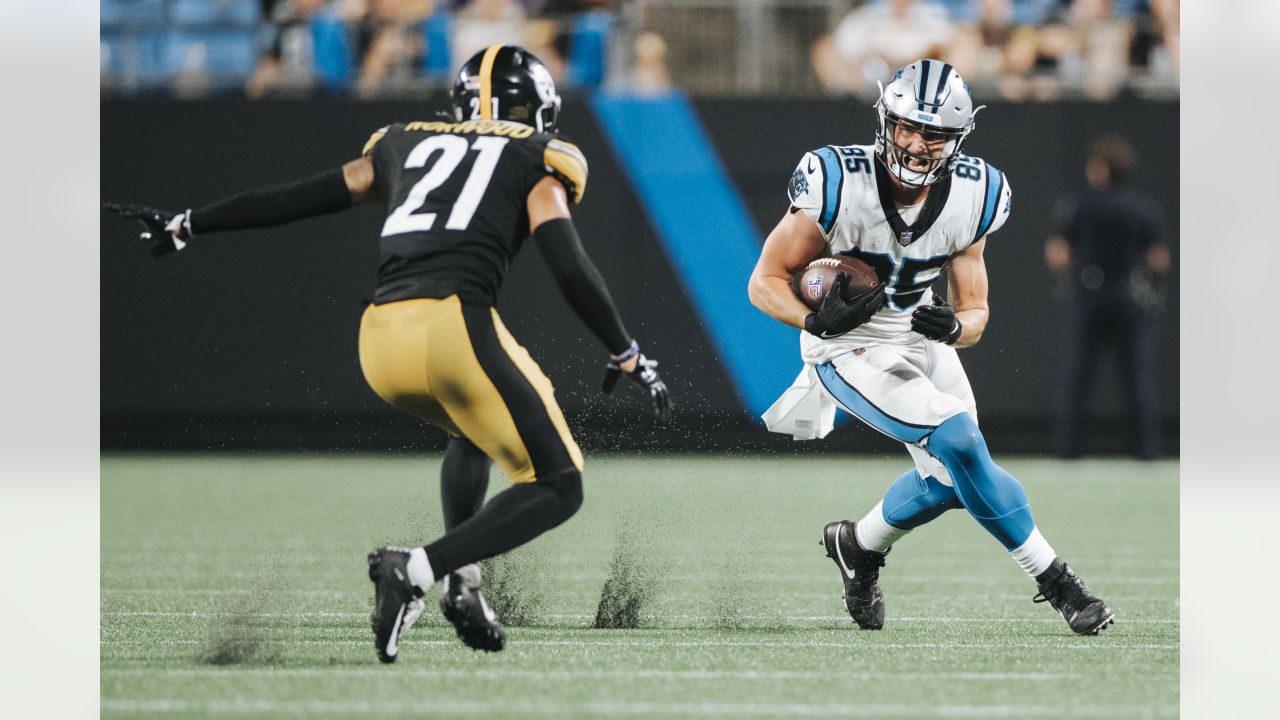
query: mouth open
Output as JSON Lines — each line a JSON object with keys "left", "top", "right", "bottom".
{"left": 899, "top": 151, "right": 936, "bottom": 173}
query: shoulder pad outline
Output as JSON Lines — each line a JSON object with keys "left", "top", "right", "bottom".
{"left": 544, "top": 139, "right": 588, "bottom": 204}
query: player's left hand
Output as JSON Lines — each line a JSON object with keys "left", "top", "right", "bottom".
{"left": 602, "top": 352, "right": 673, "bottom": 421}
{"left": 911, "top": 293, "right": 962, "bottom": 345}
{"left": 102, "top": 202, "right": 191, "bottom": 258}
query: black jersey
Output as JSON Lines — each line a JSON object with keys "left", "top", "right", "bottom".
{"left": 364, "top": 119, "right": 588, "bottom": 305}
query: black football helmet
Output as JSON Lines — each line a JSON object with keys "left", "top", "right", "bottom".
{"left": 451, "top": 44, "right": 561, "bottom": 133}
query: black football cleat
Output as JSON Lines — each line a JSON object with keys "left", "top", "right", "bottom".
{"left": 1033, "top": 558, "right": 1115, "bottom": 635}
{"left": 367, "top": 547, "right": 426, "bottom": 663}
{"left": 439, "top": 564, "right": 505, "bottom": 652}
{"left": 822, "top": 520, "right": 888, "bottom": 630}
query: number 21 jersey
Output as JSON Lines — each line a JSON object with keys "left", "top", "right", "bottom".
{"left": 364, "top": 119, "right": 588, "bottom": 306}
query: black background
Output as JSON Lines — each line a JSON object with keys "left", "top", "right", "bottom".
{"left": 101, "top": 96, "right": 1178, "bottom": 454}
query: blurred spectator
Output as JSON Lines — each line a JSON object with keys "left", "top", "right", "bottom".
{"left": 948, "top": 0, "right": 1016, "bottom": 85}
{"left": 1129, "top": 0, "right": 1178, "bottom": 86}
{"left": 1010, "top": 0, "right": 1129, "bottom": 100}
{"left": 1045, "top": 135, "right": 1170, "bottom": 460}
{"left": 354, "top": 0, "right": 434, "bottom": 98}
{"left": 452, "top": 0, "right": 528, "bottom": 70}
{"left": 811, "top": 0, "right": 958, "bottom": 96}
{"left": 627, "top": 31, "right": 672, "bottom": 94}
{"left": 1067, "top": 0, "right": 1131, "bottom": 99}
{"left": 451, "top": 0, "right": 566, "bottom": 82}
{"left": 246, "top": 0, "right": 331, "bottom": 98}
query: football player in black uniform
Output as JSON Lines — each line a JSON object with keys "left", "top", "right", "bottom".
{"left": 104, "top": 45, "right": 672, "bottom": 662}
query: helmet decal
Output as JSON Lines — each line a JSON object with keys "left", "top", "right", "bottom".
{"left": 477, "top": 44, "right": 503, "bottom": 121}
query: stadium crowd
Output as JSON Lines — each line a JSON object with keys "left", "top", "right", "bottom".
{"left": 100, "top": 0, "right": 1178, "bottom": 99}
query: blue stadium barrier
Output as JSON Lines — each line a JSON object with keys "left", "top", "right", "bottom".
{"left": 1010, "top": 0, "right": 1057, "bottom": 25}
{"left": 567, "top": 11, "right": 611, "bottom": 89}
{"left": 421, "top": 9, "right": 453, "bottom": 80}
{"left": 170, "top": 0, "right": 260, "bottom": 28}
{"left": 99, "top": 0, "right": 166, "bottom": 30}
{"left": 133, "top": 32, "right": 175, "bottom": 82}
{"left": 934, "top": 0, "right": 979, "bottom": 24}
{"left": 312, "top": 13, "right": 354, "bottom": 90}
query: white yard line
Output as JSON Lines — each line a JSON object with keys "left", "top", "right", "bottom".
{"left": 102, "top": 638, "right": 1179, "bottom": 650}
{"left": 100, "top": 610, "right": 1179, "bottom": 625}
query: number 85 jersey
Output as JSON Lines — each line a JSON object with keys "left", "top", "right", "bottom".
{"left": 787, "top": 144, "right": 1012, "bottom": 364}
{"left": 364, "top": 119, "right": 588, "bottom": 306}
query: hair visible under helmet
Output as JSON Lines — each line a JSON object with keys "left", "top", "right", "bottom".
{"left": 451, "top": 44, "right": 561, "bottom": 134}
{"left": 874, "top": 60, "right": 983, "bottom": 187}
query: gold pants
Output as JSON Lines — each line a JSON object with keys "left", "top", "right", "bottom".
{"left": 358, "top": 296, "right": 584, "bottom": 483}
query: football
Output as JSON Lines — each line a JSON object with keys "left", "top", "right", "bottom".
{"left": 791, "top": 256, "right": 879, "bottom": 311}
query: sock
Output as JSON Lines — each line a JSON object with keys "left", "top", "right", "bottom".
{"left": 854, "top": 501, "right": 909, "bottom": 553}
{"left": 1010, "top": 528, "right": 1057, "bottom": 579}
{"left": 407, "top": 547, "right": 436, "bottom": 590}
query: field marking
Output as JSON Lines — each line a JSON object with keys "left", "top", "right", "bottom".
{"left": 101, "top": 610, "right": 1179, "bottom": 625}
{"left": 100, "top": 698, "right": 1178, "bottom": 718}
{"left": 102, "top": 637, "right": 1179, "bottom": 650}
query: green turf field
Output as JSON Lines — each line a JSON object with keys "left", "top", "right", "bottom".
{"left": 101, "top": 454, "right": 1177, "bottom": 719}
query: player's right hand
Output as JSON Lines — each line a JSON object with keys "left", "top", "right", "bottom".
{"left": 602, "top": 353, "right": 673, "bottom": 421}
{"left": 804, "top": 274, "right": 886, "bottom": 339}
{"left": 102, "top": 202, "right": 190, "bottom": 258}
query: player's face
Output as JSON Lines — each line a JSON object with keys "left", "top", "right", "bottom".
{"left": 891, "top": 122, "right": 949, "bottom": 174}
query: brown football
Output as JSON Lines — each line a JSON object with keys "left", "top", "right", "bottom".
{"left": 791, "top": 256, "right": 879, "bottom": 311}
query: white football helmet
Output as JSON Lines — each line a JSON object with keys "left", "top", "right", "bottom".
{"left": 874, "top": 60, "right": 984, "bottom": 187}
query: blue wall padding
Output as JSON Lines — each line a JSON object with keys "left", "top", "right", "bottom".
{"left": 589, "top": 90, "right": 802, "bottom": 416}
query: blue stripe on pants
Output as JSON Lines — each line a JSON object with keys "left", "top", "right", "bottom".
{"left": 816, "top": 362, "right": 933, "bottom": 443}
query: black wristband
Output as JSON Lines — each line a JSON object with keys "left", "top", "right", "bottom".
{"left": 189, "top": 167, "right": 353, "bottom": 235}
{"left": 533, "top": 217, "right": 633, "bottom": 355}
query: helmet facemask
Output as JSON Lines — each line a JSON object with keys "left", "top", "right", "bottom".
{"left": 875, "top": 105, "right": 972, "bottom": 187}
{"left": 872, "top": 61, "right": 983, "bottom": 188}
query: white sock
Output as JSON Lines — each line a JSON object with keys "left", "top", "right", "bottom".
{"left": 406, "top": 547, "right": 436, "bottom": 590}
{"left": 854, "top": 501, "right": 910, "bottom": 553}
{"left": 1010, "top": 528, "right": 1057, "bottom": 579}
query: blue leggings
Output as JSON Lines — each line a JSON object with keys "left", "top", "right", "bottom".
{"left": 881, "top": 413, "right": 1035, "bottom": 550}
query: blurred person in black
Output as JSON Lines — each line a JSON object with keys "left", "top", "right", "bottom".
{"left": 1045, "top": 134, "right": 1170, "bottom": 460}
{"left": 104, "top": 45, "right": 672, "bottom": 661}
{"left": 245, "top": 0, "right": 330, "bottom": 98}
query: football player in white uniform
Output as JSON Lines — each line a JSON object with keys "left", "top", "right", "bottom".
{"left": 748, "top": 60, "right": 1114, "bottom": 635}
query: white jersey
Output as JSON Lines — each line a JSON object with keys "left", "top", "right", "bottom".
{"left": 787, "top": 144, "right": 1012, "bottom": 364}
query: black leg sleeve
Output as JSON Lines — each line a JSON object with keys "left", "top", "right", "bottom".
{"left": 440, "top": 436, "right": 492, "bottom": 530}
{"left": 424, "top": 469, "right": 583, "bottom": 578}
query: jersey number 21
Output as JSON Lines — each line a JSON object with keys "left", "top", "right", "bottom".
{"left": 382, "top": 135, "right": 508, "bottom": 237}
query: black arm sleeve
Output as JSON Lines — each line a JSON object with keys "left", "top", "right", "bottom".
{"left": 188, "top": 167, "right": 353, "bottom": 235}
{"left": 533, "top": 217, "right": 633, "bottom": 355}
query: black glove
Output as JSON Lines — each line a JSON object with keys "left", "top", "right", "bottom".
{"left": 602, "top": 347, "right": 673, "bottom": 421}
{"left": 102, "top": 202, "right": 191, "bottom": 258}
{"left": 911, "top": 292, "right": 962, "bottom": 344}
{"left": 804, "top": 274, "right": 886, "bottom": 339}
